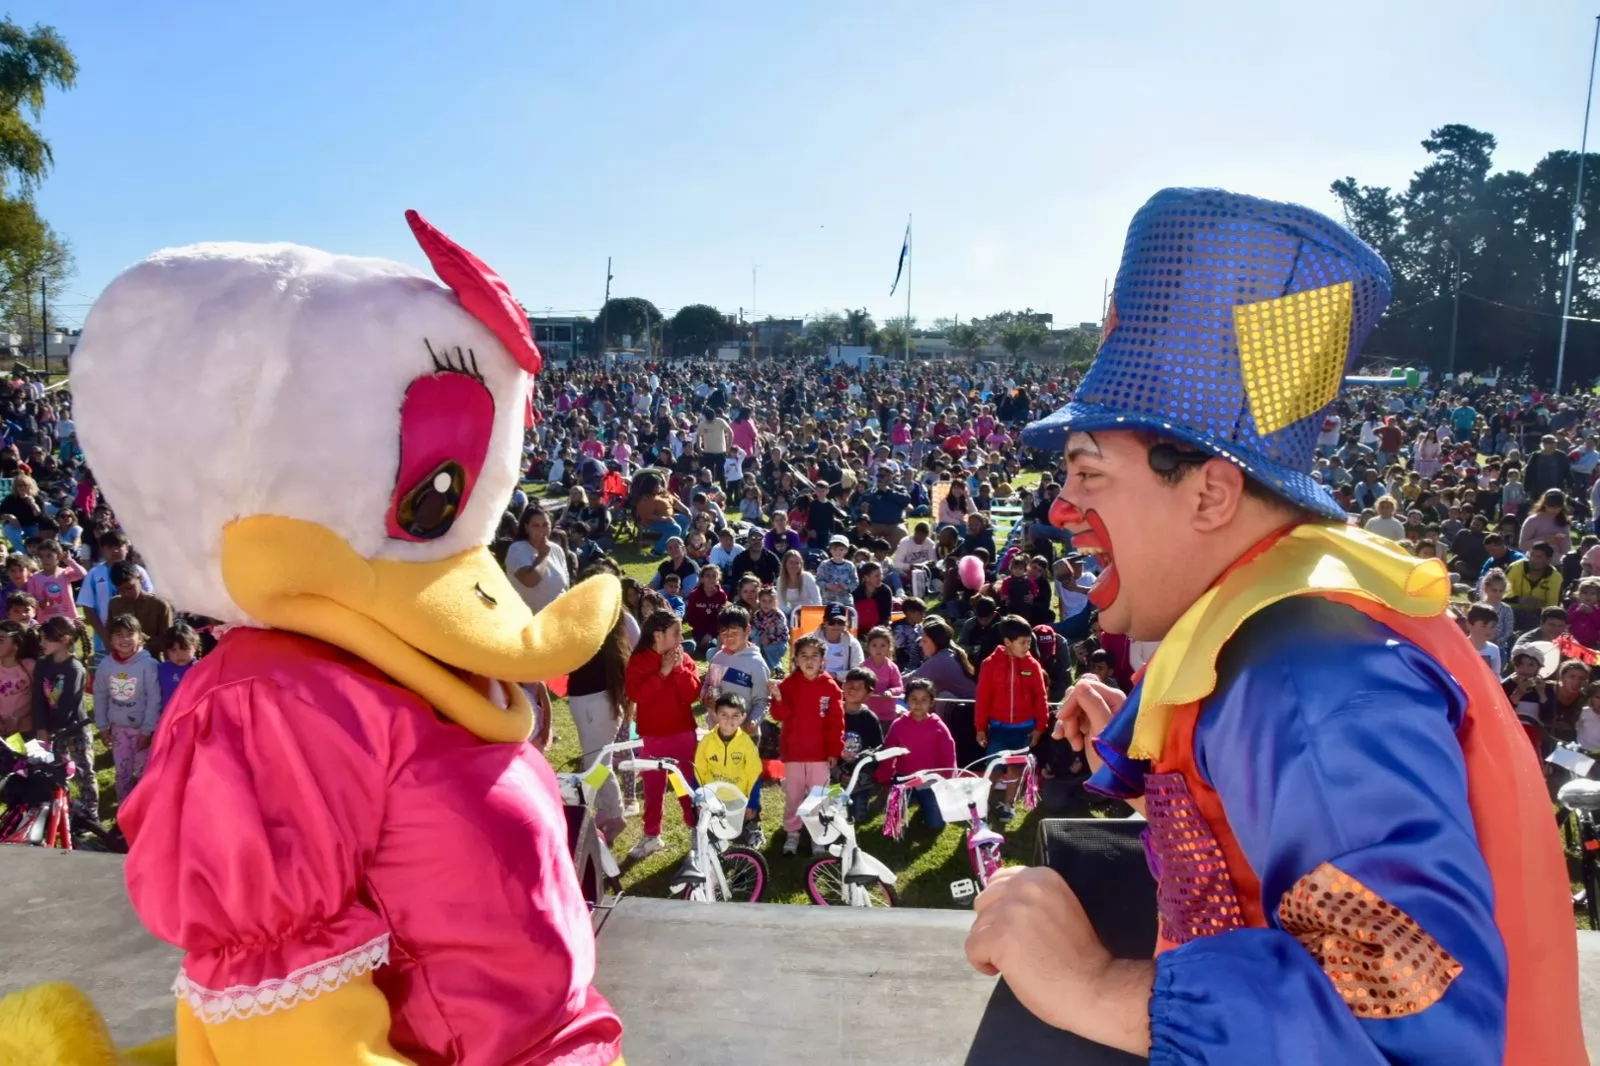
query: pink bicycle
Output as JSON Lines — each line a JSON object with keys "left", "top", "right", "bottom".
{"left": 884, "top": 747, "right": 1037, "bottom": 903}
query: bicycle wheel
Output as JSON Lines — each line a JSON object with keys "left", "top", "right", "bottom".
{"left": 805, "top": 856, "right": 898, "bottom": 907}
{"left": 716, "top": 846, "right": 769, "bottom": 902}
{"left": 973, "top": 841, "right": 1004, "bottom": 889}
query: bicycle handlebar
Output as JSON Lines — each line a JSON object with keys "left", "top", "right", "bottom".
{"left": 896, "top": 748, "right": 1033, "bottom": 789}
{"left": 841, "top": 745, "right": 910, "bottom": 799}
{"left": 617, "top": 757, "right": 696, "bottom": 805}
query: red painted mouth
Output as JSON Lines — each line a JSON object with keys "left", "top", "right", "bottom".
{"left": 1072, "top": 511, "right": 1120, "bottom": 611}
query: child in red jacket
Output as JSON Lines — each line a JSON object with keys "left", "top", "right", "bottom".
{"left": 683, "top": 563, "right": 730, "bottom": 652}
{"left": 769, "top": 634, "right": 845, "bottom": 855}
{"left": 975, "top": 615, "right": 1049, "bottom": 822}
{"left": 623, "top": 611, "right": 702, "bottom": 860}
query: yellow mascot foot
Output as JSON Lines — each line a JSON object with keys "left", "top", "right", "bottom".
{"left": 0, "top": 982, "right": 175, "bottom": 1066}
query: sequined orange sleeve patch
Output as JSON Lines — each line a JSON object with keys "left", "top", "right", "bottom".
{"left": 1276, "top": 862, "right": 1463, "bottom": 1019}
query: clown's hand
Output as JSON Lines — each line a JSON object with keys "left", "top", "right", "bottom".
{"left": 1053, "top": 675, "right": 1126, "bottom": 762}
{"left": 964, "top": 867, "right": 1152, "bottom": 1056}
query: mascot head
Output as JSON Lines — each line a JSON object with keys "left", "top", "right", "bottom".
{"left": 70, "top": 211, "right": 619, "bottom": 742}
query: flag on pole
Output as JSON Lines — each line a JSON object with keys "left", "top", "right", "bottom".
{"left": 889, "top": 220, "right": 911, "bottom": 296}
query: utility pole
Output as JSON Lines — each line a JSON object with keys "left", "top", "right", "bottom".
{"left": 1557, "top": 14, "right": 1600, "bottom": 393}
{"left": 1446, "top": 242, "right": 1461, "bottom": 378}
{"left": 38, "top": 274, "right": 46, "bottom": 378}
{"left": 599, "top": 257, "right": 612, "bottom": 358}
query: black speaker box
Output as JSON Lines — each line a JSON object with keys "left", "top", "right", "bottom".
{"left": 965, "top": 817, "right": 1158, "bottom": 1065}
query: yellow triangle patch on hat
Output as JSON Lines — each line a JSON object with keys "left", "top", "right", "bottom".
{"left": 1233, "top": 281, "right": 1353, "bottom": 435}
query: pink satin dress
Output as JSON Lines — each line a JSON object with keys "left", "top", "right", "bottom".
{"left": 121, "top": 627, "right": 621, "bottom": 1066}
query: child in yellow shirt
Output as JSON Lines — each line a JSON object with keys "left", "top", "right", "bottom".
{"left": 694, "top": 693, "right": 763, "bottom": 841}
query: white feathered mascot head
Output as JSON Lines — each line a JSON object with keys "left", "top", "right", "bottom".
{"left": 70, "top": 211, "right": 618, "bottom": 741}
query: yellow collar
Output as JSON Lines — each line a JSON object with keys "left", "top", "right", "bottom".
{"left": 1130, "top": 522, "right": 1452, "bottom": 760}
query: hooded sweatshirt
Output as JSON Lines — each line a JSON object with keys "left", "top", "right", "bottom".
{"left": 93, "top": 647, "right": 162, "bottom": 733}
{"left": 975, "top": 646, "right": 1049, "bottom": 732}
{"left": 704, "top": 643, "right": 771, "bottom": 724}
{"left": 769, "top": 670, "right": 845, "bottom": 763}
{"left": 623, "top": 646, "right": 701, "bottom": 738}
{"left": 876, "top": 712, "right": 958, "bottom": 784}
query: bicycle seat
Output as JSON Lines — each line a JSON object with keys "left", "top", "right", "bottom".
{"left": 673, "top": 850, "right": 708, "bottom": 884}
{"left": 970, "top": 826, "right": 1005, "bottom": 847}
{"left": 1559, "top": 778, "right": 1600, "bottom": 812}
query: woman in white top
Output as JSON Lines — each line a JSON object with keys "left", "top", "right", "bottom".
{"left": 505, "top": 505, "right": 570, "bottom": 615}
{"left": 1413, "top": 428, "right": 1443, "bottom": 478}
{"left": 775, "top": 549, "right": 822, "bottom": 620}
{"left": 937, "top": 479, "right": 976, "bottom": 529}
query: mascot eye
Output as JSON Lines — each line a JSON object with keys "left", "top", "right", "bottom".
{"left": 386, "top": 369, "right": 496, "bottom": 543}
{"left": 395, "top": 461, "right": 466, "bottom": 539}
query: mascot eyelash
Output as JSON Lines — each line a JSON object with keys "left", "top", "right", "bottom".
{"left": 424, "top": 338, "right": 485, "bottom": 382}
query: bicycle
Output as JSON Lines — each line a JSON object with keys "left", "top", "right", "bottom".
{"left": 0, "top": 739, "right": 75, "bottom": 848}
{"left": 885, "top": 747, "right": 1037, "bottom": 904}
{"left": 796, "top": 745, "right": 909, "bottom": 907}
{"left": 1559, "top": 776, "right": 1600, "bottom": 928}
{"left": 617, "top": 756, "right": 768, "bottom": 903}
{"left": 555, "top": 738, "right": 642, "bottom": 905}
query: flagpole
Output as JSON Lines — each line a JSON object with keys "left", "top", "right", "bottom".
{"left": 904, "top": 215, "right": 913, "bottom": 365}
{"left": 1557, "top": 13, "right": 1600, "bottom": 394}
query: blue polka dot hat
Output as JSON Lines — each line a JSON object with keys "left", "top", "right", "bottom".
{"left": 1022, "top": 187, "right": 1392, "bottom": 520}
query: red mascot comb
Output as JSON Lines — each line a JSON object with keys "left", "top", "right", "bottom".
{"left": 405, "top": 209, "right": 542, "bottom": 377}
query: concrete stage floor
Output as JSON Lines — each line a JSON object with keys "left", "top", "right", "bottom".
{"left": 0, "top": 848, "right": 1595, "bottom": 1064}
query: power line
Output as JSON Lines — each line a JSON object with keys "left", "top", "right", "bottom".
{"left": 1459, "top": 290, "right": 1600, "bottom": 324}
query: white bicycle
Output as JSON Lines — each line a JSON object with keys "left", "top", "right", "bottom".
{"left": 555, "top": 738, "right": 642, "bottom": 896}
{"left": 796, "top": 745, "right": 909, "bottom": 907}
{"left": 617, "top": 756, "right": 769, "bottom": 903}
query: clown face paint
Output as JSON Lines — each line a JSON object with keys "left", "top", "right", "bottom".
{"left": 1055, "top": 429, "right": 1191, "bottom": 640}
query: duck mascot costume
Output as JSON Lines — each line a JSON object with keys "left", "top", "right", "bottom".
{"left": 0, "top": 212, "right": 625, "bottom": 1066}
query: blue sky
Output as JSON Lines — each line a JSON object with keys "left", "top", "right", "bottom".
{"left": 16, "top": 0, "right": 1600, "bottom": 330}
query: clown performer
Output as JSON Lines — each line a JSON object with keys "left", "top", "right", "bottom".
{"left": 963, "top": 189, "right": 1586, "bottom": 1064}
{"left": 3, "top": 213, "right": 628, "bottom": 1066}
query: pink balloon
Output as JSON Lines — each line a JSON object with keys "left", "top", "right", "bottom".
{"left": 958, "top": 555, "right": 985, "bottom": 591}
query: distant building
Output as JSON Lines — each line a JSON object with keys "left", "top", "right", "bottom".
{"left": 756, "top": 319, "right": 803, "bottom": 346}
{"left": 2, "top": 330, "right": 76, "bottom": 361}
{"left": 527, "top": 317, "right": 593, "bottom": 362}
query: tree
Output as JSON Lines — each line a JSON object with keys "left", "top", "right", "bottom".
{"left": 793, "top": 333, "right": 826, "bottom": 360}
{"left": 930, "top": 316, "right": 958, "bottom": 333}
{"left": 997, "top": 319, "right": 1048, "bottom": 360}
{"left": 596, "top": 296, "right": 661, "bottom": 350}
{"left": 0, "top": 197, "right": 69, "bottom": 337}
{"left": 877, "top": 321, "right": 909, "bottom": 357}
{"left": 807, "top": 312, "right": 846, "bottom": 349}
{"left": 1331, "top": 123, "right": 1600, "bottom": 384}
{"left": 947, "top": 322, "right": 989, "bottom": 357}
{"left": 669, "top": 303, "right": 725, "bottom": 358}
{"left": 0, "top": 20, "right": 76, "bottom": 194}
{"left": 1057, "top": 326, "right": 1099, "bottom": 367}
{"left": 0, "top": 20, "right": 77, "bottom": 351}
{"left": 843, "top": 307, "right": 877, "bottom": 347}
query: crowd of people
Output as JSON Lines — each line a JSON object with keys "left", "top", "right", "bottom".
{"left": 490, "top": 356, "right": 1600, "bottom": 871}
{"left": 0, "top": 368, "right": 203, "bottom": 834}
{"left": 14, "top": 350, "right": 1600, "bottom": 873}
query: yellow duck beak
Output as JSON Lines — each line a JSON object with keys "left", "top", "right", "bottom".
{"left": 221, "top": 516, "right": 621, "bottom": 744}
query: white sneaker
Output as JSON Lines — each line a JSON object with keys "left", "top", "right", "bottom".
{"left": 782, "top": 832, "right": 800, "bottom": 855}
{"left": 623, "top": 801, "right": 641, "bottom": 817}
{"left": 810, "top": 837, "right": 828, "bottom": 856}
{"left": 628, "top": 835, "right": 663, "bottom": 861}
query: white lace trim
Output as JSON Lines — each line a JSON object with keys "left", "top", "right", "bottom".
{"left": 172, "top": 933, "right": 392, "bottom": 1025}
